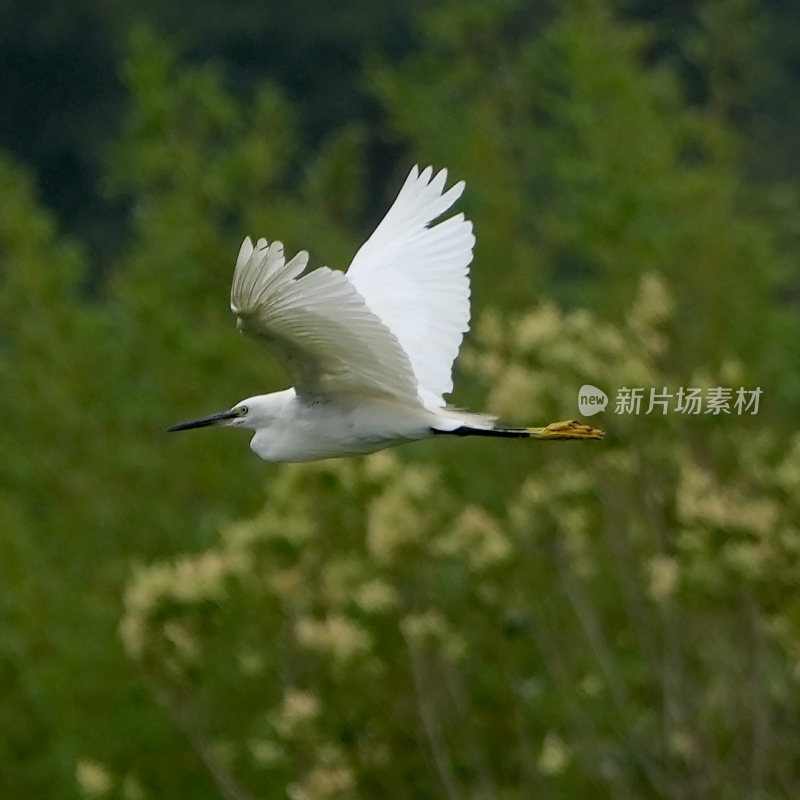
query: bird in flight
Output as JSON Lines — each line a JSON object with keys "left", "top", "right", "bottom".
{"left": 169, "top": 165, "right": 603, "bottom": 461}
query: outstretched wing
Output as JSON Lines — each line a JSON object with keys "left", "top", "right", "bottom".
{"left": 230, "top": 237, "right": 420, "bottom": 403}
{"left": 346, "top": 165, "right": 475, "bottom": 408}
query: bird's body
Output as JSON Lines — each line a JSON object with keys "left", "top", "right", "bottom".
{"left": 236, "top": 389, "right": 442, "bottom": 462}
{"left": 169, "top": 165, "right": 602, "bottom": 460}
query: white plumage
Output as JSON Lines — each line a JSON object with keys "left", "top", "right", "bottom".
{"left": 347, "top": 165, "right": 473, "bottom": 407}
{"left": 169, "top": 165, "right": 602, "bottom": 461}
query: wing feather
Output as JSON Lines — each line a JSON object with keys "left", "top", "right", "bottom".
{"left": 230, "top": 237, "right": 419, "bottom": 403}
{"left": 346, "top": 165, "right": 474, "bottom": 407}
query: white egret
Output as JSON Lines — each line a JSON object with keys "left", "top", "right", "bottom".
{"left": 169, "top": 165, "right": 603, "bottom": 461}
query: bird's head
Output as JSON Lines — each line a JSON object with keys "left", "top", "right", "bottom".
{"left": 168, "top": 394, "right": 284, "bottom": 434}
{"left": 167, "top": 403, "right": 251, "bottom": 433}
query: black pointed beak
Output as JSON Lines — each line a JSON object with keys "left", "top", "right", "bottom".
{"left": 168, "top": 410, "right": 239, "bottom": 432}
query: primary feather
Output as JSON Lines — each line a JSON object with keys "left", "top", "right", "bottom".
{"left": 347, "top": 166, "right": 474, "bottom": 407}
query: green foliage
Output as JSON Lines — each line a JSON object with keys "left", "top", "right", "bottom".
{"left": 1, "top": 2, "right": 798, "bottom": 799}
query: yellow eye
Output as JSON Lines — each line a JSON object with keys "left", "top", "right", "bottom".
{"left": 238, "top": 406, "right": 248, "bottom": 416}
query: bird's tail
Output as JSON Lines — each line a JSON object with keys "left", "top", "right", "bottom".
{"left": 434, "top": 420, "right": 604, "bottom": 440}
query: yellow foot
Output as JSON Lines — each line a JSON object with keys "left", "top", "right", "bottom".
{"left": 528, "top": 420, "right": 604, "bottom": 440}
